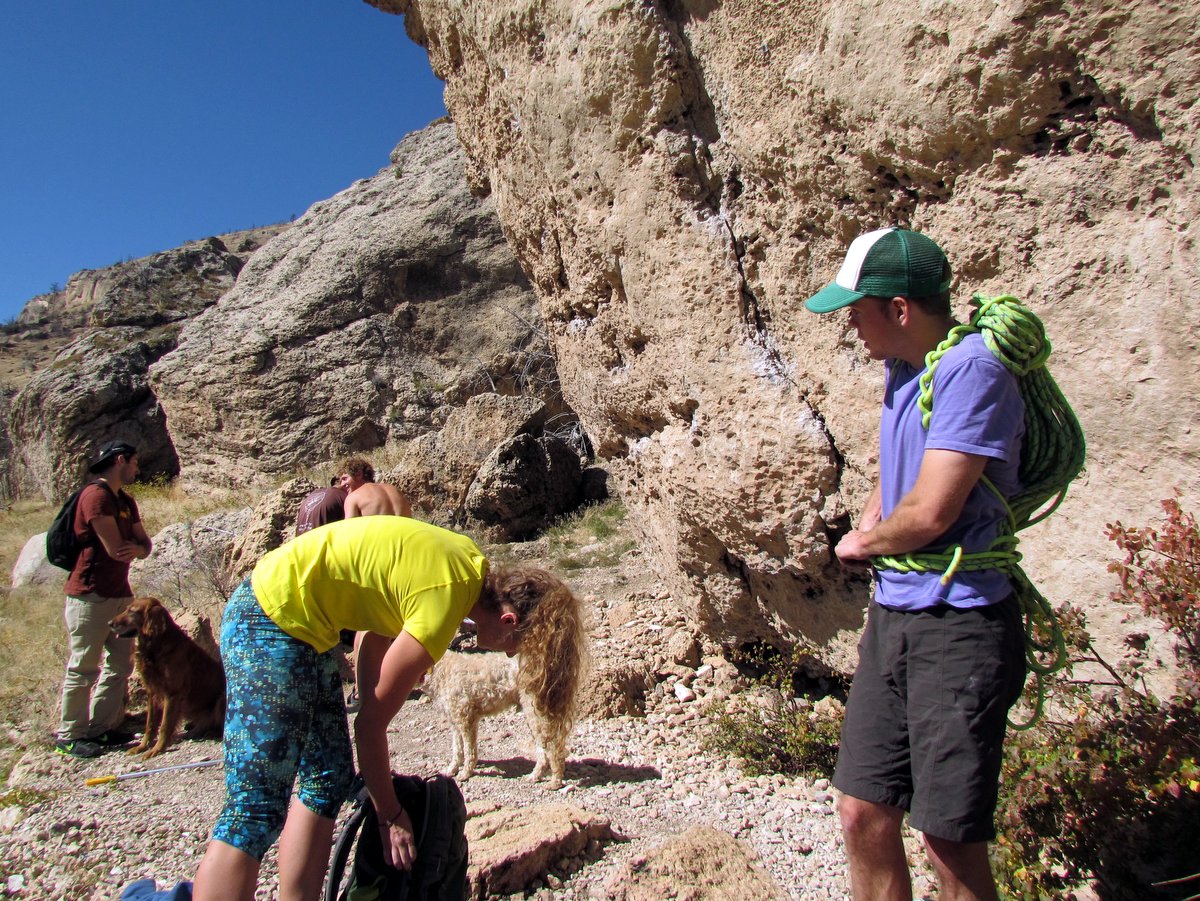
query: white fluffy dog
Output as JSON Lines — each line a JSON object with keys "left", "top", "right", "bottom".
{"left": 426, "top": 650, "right": 574, "bottom": 789}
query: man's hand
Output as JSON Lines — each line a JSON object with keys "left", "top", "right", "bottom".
{"left": 834, "top": 530, "right": 875, "bottom": 566}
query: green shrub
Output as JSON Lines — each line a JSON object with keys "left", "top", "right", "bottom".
{"left": 545, "top": 499, "right": 635, "bottom": 569}
{"left": 994, "top": 494, "right": 1200, "bottom": 900}
{"left": 703, "top": 647, "right": 844, "bottom": 779}
{"left": 706, "top": 693, "right": 842, "bottom": 779}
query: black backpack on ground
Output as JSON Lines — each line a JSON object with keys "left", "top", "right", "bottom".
{"left": 325, "top": 773, "right": 468, "bottom": 901}
{"left": 46, "top": 480, "right": 113, "bottom": 570}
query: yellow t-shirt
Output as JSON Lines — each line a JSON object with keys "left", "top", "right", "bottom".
{"left": 250, "top": 517, "right": 487, "bottom": 657}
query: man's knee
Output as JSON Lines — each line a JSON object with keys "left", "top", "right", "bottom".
{"left": 839, "top": 794, "right": 904, "bottom": 843}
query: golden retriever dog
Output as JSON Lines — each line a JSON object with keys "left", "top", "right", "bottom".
{"left": 109, "top": 597, "right": 226, "bottom": 759}
{"left": 426, "top": 650, "right": 576, "bottom": 789}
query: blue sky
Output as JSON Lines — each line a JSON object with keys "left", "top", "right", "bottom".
{"left": 0, "top": 1, "right": 446, "bottom": 322}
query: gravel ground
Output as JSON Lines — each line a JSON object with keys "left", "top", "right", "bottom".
{"left": 0, "top": 537, "right": 930, "bottom": 900}
{"left": 0, "top": 688, "right": 869, "bottom": 901}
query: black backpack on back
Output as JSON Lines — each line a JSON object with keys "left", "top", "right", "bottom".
{"left": 325, "top": 773, "right": 468, "bottom": 901}
{"left": 46, "top": 481, "right": 113, "bottom": 571}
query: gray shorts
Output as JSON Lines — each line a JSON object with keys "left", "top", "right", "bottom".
{"left": 833, "top": 597, "right": 1026, "bottom": 843}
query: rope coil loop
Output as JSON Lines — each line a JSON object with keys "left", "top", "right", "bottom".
{"left": 872, "top": 293, "right": 1085, "bottom": 729}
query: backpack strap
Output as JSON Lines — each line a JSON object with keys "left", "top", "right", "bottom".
{"left": 416, "top": 776, "right": 452, "bottom": 887}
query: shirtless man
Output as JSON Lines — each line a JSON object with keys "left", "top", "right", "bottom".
{"left": 337, "top": 457, "right": 412, "bottom": 518}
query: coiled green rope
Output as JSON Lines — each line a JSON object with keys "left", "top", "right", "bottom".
{"left": 874, "top": 294, "right": 1086, "bottom": 729}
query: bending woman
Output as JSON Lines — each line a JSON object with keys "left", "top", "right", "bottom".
{"left": 192, "top": 516, "right": 586, "bottom": 901}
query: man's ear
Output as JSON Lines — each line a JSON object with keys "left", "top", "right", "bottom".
{"left": 891, "top": 296, "right": 910, "bottom": 325}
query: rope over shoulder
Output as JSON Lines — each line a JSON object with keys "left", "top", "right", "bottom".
{"left": 875, "top": 293, "right": 1086, "bottom": 729}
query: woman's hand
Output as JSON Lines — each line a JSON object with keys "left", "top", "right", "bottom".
{"left": 378, "top": 804, "right": 417, "bottom": 870}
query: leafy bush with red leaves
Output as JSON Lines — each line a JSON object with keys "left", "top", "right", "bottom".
{"left": 993, "top": 495, "right": 1200, "bottom": 900}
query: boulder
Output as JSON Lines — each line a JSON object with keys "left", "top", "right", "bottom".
{"left": 10, "top": 533, "right": 60, "bottom": 588}
{"left": 576, "top": 659, "right": 655, "bottom": 719}
{"left": 387, "top": 392, "right": 589, "bottom": 537}
{"left": 464, "top": 433, "right": 584, "bottom": 541}
{"left": 131, "top": 507, "right": 252, "bottom": 614}
{"left": 366, "top": 0, "right": 1200, "bottom": 677}
{"left": 227, "top": 477, "right": 317, "bottom": 578}
{"left": 465, "top": 804, "right": 619, "bottom": 899}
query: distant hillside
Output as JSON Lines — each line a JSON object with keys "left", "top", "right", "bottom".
{"left": 0, "top": 224, "right": 288, "bottom": 397}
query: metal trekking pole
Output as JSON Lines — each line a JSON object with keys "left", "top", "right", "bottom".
{"left": 84, "top": 758, "right": 221, "bottom": 786}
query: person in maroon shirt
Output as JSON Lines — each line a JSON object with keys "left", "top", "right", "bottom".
{"left": 294, "top": 478, "right": 347, "bottom": 536}
{"left": 55, "top": 440, "right": 153, "bottom": 758}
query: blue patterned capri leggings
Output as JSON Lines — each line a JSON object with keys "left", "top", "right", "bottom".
{"left": 212, "top": 580, "right": 354, "bottom": 859}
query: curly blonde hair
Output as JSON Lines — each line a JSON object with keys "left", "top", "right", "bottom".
{"left": 480, "top": 565, "right": 588, "bottom": 723}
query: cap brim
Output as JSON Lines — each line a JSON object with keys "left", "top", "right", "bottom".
{"left": 88, "top": 455, "right": 119, "bottom": 474}
{"left": 804, "top": 282, "right": 864, "bottom": 314}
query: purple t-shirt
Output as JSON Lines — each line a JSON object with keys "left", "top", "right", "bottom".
{"left": 875, "top": 333, "right": 1024, "bottom": 610}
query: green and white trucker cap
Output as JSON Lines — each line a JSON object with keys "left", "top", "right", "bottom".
{"left": 804, "top": 227, "right": 951, "bottom": 313}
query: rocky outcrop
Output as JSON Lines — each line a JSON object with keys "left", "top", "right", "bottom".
{"left": 6, "top": 230, "right": 282, "bottom": 502}
{"left": 131, "top": 507, "right": 252, "bottom": 616}
{"left": 466, "top": 803, "right": 619, "bottom": 899}
{"left": 226, "top": 477, "right": 317, "bottom": 578}
{"left": 389, "top": 392, "right": 586, "bottom": 539}
{"left": 369, "top": 0, "right": 1200, "bottom": 667}
{"left": 9, "top": 328, "right": 181, "bottom": 501}
{"left": 151, "top": 121, "right": 558, "bottom": 489}
{"left": 15, "top": 228, "right": 283, "bottom": 333}
{"left": 464, "top": 432, "right": 584, "bottom": 541}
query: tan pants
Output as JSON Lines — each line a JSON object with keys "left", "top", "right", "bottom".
{"left": 58, "top": 593, "right": 134, "bottom": 740}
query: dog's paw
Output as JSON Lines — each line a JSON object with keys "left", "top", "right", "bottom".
{"left": 127, "top": 744, "right": 150, "bottom": 756}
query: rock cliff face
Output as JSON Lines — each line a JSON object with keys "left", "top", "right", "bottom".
{"left": 7, "top": 231, "right": 279, "bottom": 501}
{"left": 151, "top": 121, "right": 552, "bottom": 488}
{"left": 369, "top": 0, "right": 1199, "bottom": 661}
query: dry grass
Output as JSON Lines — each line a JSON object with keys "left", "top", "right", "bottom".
{"left": 544, "top": 499, "right": 636, "bottom": 571}
{"left": 124, "top": 479, "right": 243, "bottom": 536}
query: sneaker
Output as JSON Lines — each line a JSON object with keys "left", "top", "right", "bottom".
{"left": 54, "top": 738, "right": 104, "bottom": 759}
{"left": 345, "top": 687, "right": 360, "bottom": 713}
{"left": 92, "top": 728, "right": 137, "bottom": 747}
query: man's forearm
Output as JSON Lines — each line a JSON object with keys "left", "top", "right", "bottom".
{"left": 842, "top": 500, "right": 949, "bottom": 558}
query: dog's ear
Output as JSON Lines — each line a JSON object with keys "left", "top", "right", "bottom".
{"left": 141, "top": 598, "right": 169, "bottom": 641}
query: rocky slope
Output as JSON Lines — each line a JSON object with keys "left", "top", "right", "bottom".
{"left": 366, "top": 0, "right": 1200, "bottom": 674}
{"left": 3, "top": 227, "right": 284, "bottom": 502}
{"left": 150, "top": 121, "right": 557, "bottom": 491}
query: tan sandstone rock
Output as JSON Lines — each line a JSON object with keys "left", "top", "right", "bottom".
{"left": 368, "top": 0, "right": 1200, "bottom": 679}
{"left": 227, "top": 477, "right": 317, "bottom": 577}
{"left": 602, "top": 824, "right": 787, "bottom": 901}
{"left": 466, "top": 803, "right": 619, "bottom": 898}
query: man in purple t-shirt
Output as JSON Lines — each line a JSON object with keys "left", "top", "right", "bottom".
{"left": 805, "top": 228, "right": 1026, "bottom": 901}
